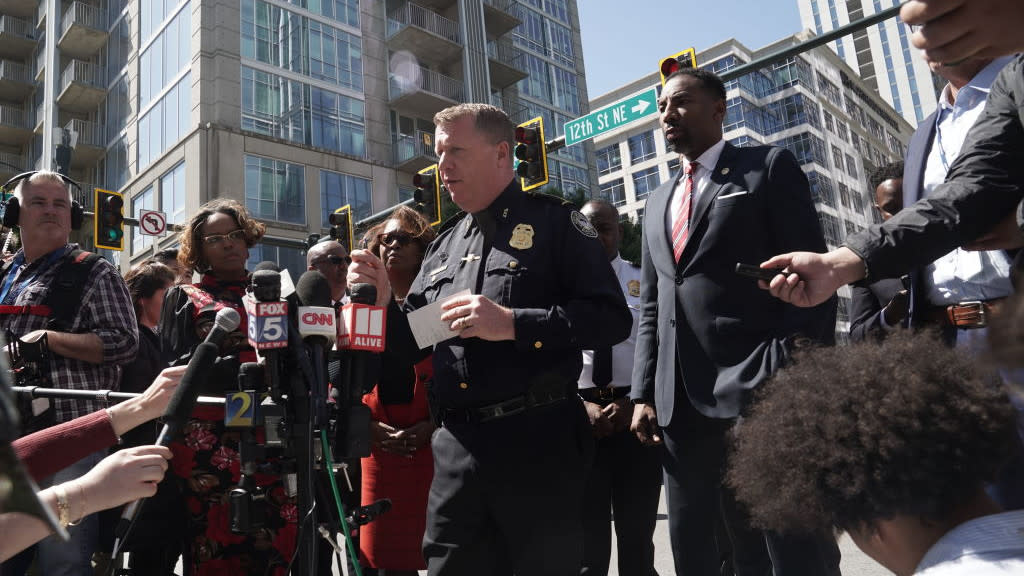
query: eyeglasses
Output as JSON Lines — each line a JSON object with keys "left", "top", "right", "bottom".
{"left": 202, "top": 229, "right": 246, "bottom": 245}
{"left": 313, "top": 254, "right": 352, "bottom": 267}
{"left": 378, "top": 231, "right": 413, "bottom": 247}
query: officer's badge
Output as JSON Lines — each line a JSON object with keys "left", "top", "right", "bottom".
{"left": 571, "top": 211, "right": 598, "bottom": 238}
{"left": 627, "top": 280, "right": 640, "bottom": 297}
{"left": 509, "top": 224, "right": 534, "bottom": 250}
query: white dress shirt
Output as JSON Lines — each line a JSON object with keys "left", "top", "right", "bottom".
{"left": 922, "top": 56, "right": 1015, "bottom": 305}
{"left": 665, "top": 138, "right": 727, "bottom": 241}
{"left": 580, "top": 255, "right": 640, "bottom": 390}
{"left": 915, "top": 510, "right": 1024, "bottom": 575}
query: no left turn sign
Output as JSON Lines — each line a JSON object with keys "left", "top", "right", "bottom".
{"left": 139, "top": 210, "right": 167, "bottom": 236}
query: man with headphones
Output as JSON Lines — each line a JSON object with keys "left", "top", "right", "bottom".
{"left": 0, "top": 171, "right": 138, "bottom": 576}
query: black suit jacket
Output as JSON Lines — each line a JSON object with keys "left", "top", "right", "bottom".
{"left": 631, "top": 143, "right": 836, "bottom": 424}
{"left": 848, "top": 278, "right": 906, "bottom": 342}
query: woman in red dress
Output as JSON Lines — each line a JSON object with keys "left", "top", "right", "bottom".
{"left": 360, "top": 206, "right": 437, "bottom": 575}
{"left": 159, "top": 199, "right": 296, "bottom": 576}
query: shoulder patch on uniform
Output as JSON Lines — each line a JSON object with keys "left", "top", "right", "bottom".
{"left": 570, "top": 210, "right": 598, "bottom": 238}
{"left": 527, "top": 191, "right": 573, "bottom": 207}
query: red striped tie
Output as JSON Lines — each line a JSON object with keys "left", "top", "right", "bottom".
{"left": 672, "top": 162, "right": 698, "bottom": 263}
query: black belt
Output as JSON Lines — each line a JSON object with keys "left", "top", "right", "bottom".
{"left": 440, "top": 386, "right": 567, "bottom": 426}
{"left": 578, "top": 386, "right": 630, "bottom": 405}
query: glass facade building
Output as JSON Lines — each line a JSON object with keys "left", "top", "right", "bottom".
{"left": 590, "top": 35, "right": 914, "bottom": 338}
{"left": 796, "top": 0, "right": 938, "bottom": 125}
{"left": 10, "top": 0, "right": 592, "bottom": 279}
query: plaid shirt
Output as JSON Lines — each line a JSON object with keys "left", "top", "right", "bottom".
{"left": 0, "top": 244, "right": 138, "bottom": 423}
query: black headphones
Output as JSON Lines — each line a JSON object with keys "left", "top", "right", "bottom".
{"left": 1, "top": 171, "right": 85, "bottom": 230}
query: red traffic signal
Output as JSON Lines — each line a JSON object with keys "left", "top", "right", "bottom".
{"left": 513, "top": 118, "right": 547, "bottom": 191}
{"left": 659, "top": 48, "right": 698, "bottom": 85}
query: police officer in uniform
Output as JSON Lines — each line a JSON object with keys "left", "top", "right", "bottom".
{"left": 577, "top": 200, "right": 662, "bottom": 576}
{"left": 348, "top": 103, "right": 631, "bottom": 576}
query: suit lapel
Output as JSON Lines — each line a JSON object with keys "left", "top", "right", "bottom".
{"left": 652, "top": 166, "right": 684, "bottom": 267}
{"left": 903, "top": 111, "right": 937, "bottom": 206}
{"left": 676, "top": 143, "right": 735, "bottom": 268}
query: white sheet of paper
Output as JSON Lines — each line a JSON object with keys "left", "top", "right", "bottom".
{"left": 408, "top": 289, "right": 471, "bottom": 349}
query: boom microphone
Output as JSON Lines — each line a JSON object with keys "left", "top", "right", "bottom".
{"left": 114, "top": 308, "right": 239, "bottom": 551}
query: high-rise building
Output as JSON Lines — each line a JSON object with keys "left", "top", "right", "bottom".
{"left": 797, "top": 0, "right": 939, "bottom": 125}
{"left": 6, "top": 0, "right": 593, "bottom": 276}
{"left": 589, "top": 33, "right": 914, "bottom": 336}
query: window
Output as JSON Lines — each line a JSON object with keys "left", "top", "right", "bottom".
{"left": 140, "top": 5, "right": 191, "bottom": 109}
{"left": 161, "top": 162, "right": 186, "bottom": 226}
{"left": 596, "top": 144, "right": 621, "bottom": 175}
{"left": 131, "top": 186, "right": 156, "bottom": 254}
{"left": 823, "top": 110, "right": 834, "bottom": 133}
{"left": 247, "top": 244, "right": 306, "bottom": 281}
{"left": 773, "top": 132, "right": 827, "bottom": 166}
{"left": 632, "top": 166, "right": 660, "bottom": 199}
{"left": 548, "top": 21, "right": 574, "bottom": 67}
{"left": 519, "top": 53, "right": 551, "bottom": 101}
{"left": 806, "top": 171, "right": 835, "bottom": 207}
{"left": 819, "top": 212, "right": 844, "bottom": 248}
{"left": 284, "top": 0, "right": 359, "bottom": 27}
{"left": 838, "top": 182, "right": 851, "bottom": 208}
{"left": 628, "top": 131, "right": 657, "bottom": 164}
{"left": 245, "top": 155, "right": 305, "bottom": 224}
{"left": 845, "top": 154, "right": 858, "bottom": 179}
{"left": 513, "top": 6, "right": 546, "bottom": 54}
{"left": 242, "top": 0, "right": 364, "bottom": 92}
{"left": 600, "top": 178, "right": 625, "bottom": 206}
{"left": 550, "top": 66, "right": 580, "bottom": 115}
{"left": 241, "top": 67, "right": 366, "bottom": 157}
{"left": 667, "top": 157, "right": 680, "bottom": 175}
{"left": 836, "top": 122, "right": 848, "bottom": 143}
{"left": 138, "top": 74, "right": 191, "bottom": 169}
{"left": 832, "top": 145, "right": 844, "bottom": 170}
{"left": 320, "top": 169, "right": 371, "bottom": 226}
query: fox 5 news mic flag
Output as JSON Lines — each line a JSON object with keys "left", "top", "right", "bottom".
{"left": 244, "top": 296, "right": 288, "bottom": 350}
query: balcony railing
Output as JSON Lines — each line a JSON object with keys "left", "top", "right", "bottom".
{"left": 61, "top": 60, "right": 105, "bottom": 91}
{"left": 0, "top": 60, "right": 29, "bottom": 84}
{"left": 487, "top": 38, "right": 522, "bottom": 68}
{"left": 395, "top": 130, "right": 437, "bottom": 164}
{"left": 490, "top": 94, "right": 528, "bottom": 124}
{"left": 37, "top": 2, "right": 46, "bottom": 28}
{"left": 386, "top": 2, "right": 461, "bottom": 43}
{"left": 482, "top": 0, "right": 517, "bottom": 13}
{"left": 61, "top": 2, "right": 105, "bottom": 37}
{"left": 391, "top": 66, "right": 463, "bottom": 102}
{"left": 0, "top": 104, "right": 27, "bottom": 128}
{"left": 0, "top": 152, "right": 25, "bottom": 174}
{"left": 64, "top": 118, "right": 103, "bottom": 147}
{"left": 34, "top": 47, "right": 45, "bottom": 77}
{"left": 0, "top": 15, "right": 33, "bottom": 40}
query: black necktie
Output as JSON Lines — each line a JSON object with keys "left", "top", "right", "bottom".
{"left": 592, "top": 347, "right": 613, "bottom": 388}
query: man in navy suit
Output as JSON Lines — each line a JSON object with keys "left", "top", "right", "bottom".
{"left": 629, "top": 68, "right": 838, "bottom": 576}
{"left": 899, "top": 56, "right": 1016, "bottom": 346}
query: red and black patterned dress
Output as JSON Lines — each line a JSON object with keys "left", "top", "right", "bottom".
{"left": 159, "top": 274, "right": 297, "bottom": 576}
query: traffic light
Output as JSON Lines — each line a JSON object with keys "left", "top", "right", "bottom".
{"left": 329, "top": 205, "right": 354, "bottom": 253}
{"left": 413, "top": 164, "right": 441, "bottom": 227}
{"left": 94, "top": 188, "right": 124, "bottom": 251}
{"left": 514, "top": 117, "right": 548, "bottom": 192}
{"left": 659, "top": 48, "right": 698, "bottom": 86}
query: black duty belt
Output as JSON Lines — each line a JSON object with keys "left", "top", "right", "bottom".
{"left": 440, "top": 386, "right": 567, "bottom": 426}
{"left": 578, "top": 386, "right": 630, "bottom": 405}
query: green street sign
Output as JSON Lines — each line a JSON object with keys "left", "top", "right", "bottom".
{"left": 564, "top": 87, "right": 658, "bottom": 147}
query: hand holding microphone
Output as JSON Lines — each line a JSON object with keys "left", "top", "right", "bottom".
{"left": 347, "top": 250, "right": 392, "bottom": 308}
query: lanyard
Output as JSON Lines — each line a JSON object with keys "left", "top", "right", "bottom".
{"left": 0, "top": 248, "right": 68, "bottom": 305}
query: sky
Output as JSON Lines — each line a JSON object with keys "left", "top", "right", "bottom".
{"left": 578, "top": 0, "right": 805, "bottom": 98}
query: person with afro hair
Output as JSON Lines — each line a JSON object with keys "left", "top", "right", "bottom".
{"left": 729, "top": 330, "right": 1024, "bottom": 576}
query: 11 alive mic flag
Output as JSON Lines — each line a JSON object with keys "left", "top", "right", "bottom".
{"left": 338, "top": 303, "right": 386, "bottom": 352}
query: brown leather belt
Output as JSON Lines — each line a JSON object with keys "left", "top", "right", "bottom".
{"left": 578, "top": 386, "right": 630, "bottom": 405}
{"left": 926, "top": 298, "right": 1005, "bottom": 329}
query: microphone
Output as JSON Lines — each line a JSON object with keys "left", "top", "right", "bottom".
{"left": 245, "top": 270, "right": 288, "bottom": 351}
{"left": 338, "top": 283, "right": 386, "bottom": 353}
{"left": 295, "top": 271, "right": 334, "bottom": 426}
{"left": 114, "top": 308, "right": 239, "bottom": 551}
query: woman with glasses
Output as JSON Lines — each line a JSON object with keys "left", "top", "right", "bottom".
{"left": 359, "top": 206, "right": 437, "bottom": 575}
{"left": 158, "top": 199, "right": 296, "bottom": 576}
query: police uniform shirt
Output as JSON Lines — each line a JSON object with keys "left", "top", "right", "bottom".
{"left": 397, "top": 180, "right": 631, "bottom": 411}
{"left": 579, "top": 255, "right": 640, "bottom": 390}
